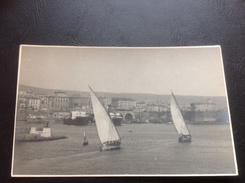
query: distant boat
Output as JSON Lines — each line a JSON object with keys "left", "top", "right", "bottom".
{"left": 170, "top": 91, "right": 191, "bottom": 142}
{"left": 109, "top": 112, "right": 123, "bottom": 126}
{"left": 63, "top": 110, "right": 89, "bottom": 126}
{"left": 89, "top": 86, "right": 121, "bottom": 151}
{"left": 83, "top": 130, "right": 88, "bottom": 146}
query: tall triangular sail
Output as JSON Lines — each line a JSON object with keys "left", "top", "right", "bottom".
{"left": 170, "top": 92, "right": 190, "bottom": 136}
{"left": 88, "top": 86, "right": 121, "bottom": 143}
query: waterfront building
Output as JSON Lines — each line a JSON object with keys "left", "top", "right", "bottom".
{"left": 136, "top": 101, "right": 168, "bottom": 112}
{"left": 69, "top": 94, "right": 91, "bottom": 109}
{"left": 18, "top": 90, "right": 36, "bottom": 108}
{"left": 54, "top": 90, "right": 66, "bottom": 97}
{"left": 112, "top": 98, "right": 136, "bottom": 110}
{"left": 146, "top": 104, "right": 159, "bottom": 112}
{"left": 81, "top": 97, "right": 91, "bottom": 109}
{"left": 158, "top": 105, "right": 168, "bottom": 112}
{"left": 26, "top": 89, "right": 35, "bottom": 97}
{"left": 190, "top": 100, "right": 216, "bottom": 111}
{"left": 37, "top": 94, "right": 50, "bottom": 111}
{"left": 136, "top": 102, "right": 147, "bottom": 111}
{"left": 18, "top": 101, "right": 26, "bottom": 109}
{"left": 185, "top": 100, "right": 217, "bottom": 123}
{"left": 70, "top": 94, "right": 82, "bottom": 108}
{"left": 28, "top": 97, "right": 41, "bottom": 111}
{"left": 53, "top": 91, "right": 70, "bottom": 111}
{"left": 98, "top": 96, "right": 112, "bottom": 109}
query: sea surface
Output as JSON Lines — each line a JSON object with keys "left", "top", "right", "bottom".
{"left": 12, "top": 123, "right": 237, "bottom": 176}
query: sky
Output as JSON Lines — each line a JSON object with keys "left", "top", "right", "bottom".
{"left": 18, "top": 45, "right": 227, "bottom": 96}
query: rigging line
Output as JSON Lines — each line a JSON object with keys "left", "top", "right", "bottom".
{"left": 120, "top": 136, "right": 125, "bottom": 140}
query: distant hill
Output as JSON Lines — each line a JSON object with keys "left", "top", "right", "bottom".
{"left": 18, "top": 84, "right": 83, "bottom": 97}
{"left": 18, "top": 84, "right": 228, "bottom": 109}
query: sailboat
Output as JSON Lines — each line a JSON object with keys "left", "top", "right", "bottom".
{"left": 170, "top": 91, "right": 191, "bottom": 142}
{"left": 88, "top": 86, "right": 121, "bottom": 151}
{"left": 83, "top": 130, "right": 88, "bottom": 146}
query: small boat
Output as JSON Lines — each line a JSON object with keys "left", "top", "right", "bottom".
{"left": 83, "top": 130, "right": 88, "bottom": 146}
{"left": 170, "top": 91, "right": 191, "bottom": 142}
{"left": 89, "top": 86, "right": 121, "bottom": 151}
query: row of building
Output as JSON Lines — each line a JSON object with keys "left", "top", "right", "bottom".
{"left": 18, "top": 89, "right": 219, "bottom": 113}
{"left": 17, "top": 89, "right": 169, "bottom": 112}
{"left": 17, "top": 89, "right": 228, "bottom": 124}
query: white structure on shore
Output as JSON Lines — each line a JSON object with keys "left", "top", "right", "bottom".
{"left": 30, "top": 127, "right": 51, "bottom": 137}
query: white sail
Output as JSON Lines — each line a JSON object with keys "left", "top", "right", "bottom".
{"left": 88, "top": 86, "right": 121, "bottom": 143}
{"left": 170, "top": 92, "right": 190, "bottom": 136}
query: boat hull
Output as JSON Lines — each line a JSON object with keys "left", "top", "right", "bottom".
{"left": 178, "top": 135, "right": 191, "bottom": 142}
{"left": 63, "top": 117, "right": 89, "bottom": 126}
{"left": 100, "top": 145, "right": 121, "bottom": 151}
{"left": 111, "top": 118, "right": 122, "bottom": 126}
{"left": 100, "top": 142, "right": 121, "bottom": 151}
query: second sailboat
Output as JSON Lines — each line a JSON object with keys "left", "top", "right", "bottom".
{"left": 170, "top": 91, "right": 191, "bottom": 142}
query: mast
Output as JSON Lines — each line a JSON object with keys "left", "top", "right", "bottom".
{"left": 84, "top": 131, "right": 86, "bottom": 142}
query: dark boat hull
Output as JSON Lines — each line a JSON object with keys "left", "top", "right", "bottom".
{"left": 100, "top": 142, "right": 121, "bottom": 151}
{"left": 178, "top": 135, "right": 191, "bottom": 142}
{"left": 63, "top": 117, "right": 89, "bottom": 126}
{"left": 111, "top": 118, "right": 122, "bottom": 126}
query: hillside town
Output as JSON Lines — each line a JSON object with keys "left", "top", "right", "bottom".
{"left": 16, "top": 89, "right": 229, "bottom": 124}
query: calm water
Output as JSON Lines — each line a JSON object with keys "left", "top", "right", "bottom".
{"left": 12, "top": 123, "right": 237, "bottom": 176}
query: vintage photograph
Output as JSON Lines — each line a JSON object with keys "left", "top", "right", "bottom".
{"left": 11, "top": 45, "right": 237, "bottom": 176}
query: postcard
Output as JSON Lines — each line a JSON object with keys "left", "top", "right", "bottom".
{"left": 12, "top": 45, "right": 237, "bottom": 176}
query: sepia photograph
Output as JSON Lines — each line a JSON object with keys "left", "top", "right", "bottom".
{"left": 11, "top": 45, "right": 237, "bottom": 176}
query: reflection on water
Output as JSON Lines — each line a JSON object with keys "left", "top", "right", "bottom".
{"left": 12, "top": 123, "right": 237, "bottom": 175}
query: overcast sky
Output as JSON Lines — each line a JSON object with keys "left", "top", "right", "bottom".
{"left": 18, "top": 45, "right": 227, "bottom": 96}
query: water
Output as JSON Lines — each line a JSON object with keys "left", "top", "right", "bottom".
{"left": 12, "top": 123, "right": 237, "bottom": 176}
